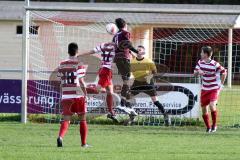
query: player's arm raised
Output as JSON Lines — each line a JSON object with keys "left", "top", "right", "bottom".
{"left": 77, "top": 50, "right": 95, "bottom": 57}
{"left": 77, "top": 44, "right": 107, "bottom": 58}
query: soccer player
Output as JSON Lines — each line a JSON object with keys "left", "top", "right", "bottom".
{"left": 126, "top": 45, "right": 169, "bottom": 125}
{"left": 77, "top": 42, "right": 118, "bottom": 122}
{"left": 194, "top": 46, "right": 227, "bottom": 133}
{"left": 57, "top": 43, "right": 90, "bottom": 148}
{"left": 113, "top": 18, "right": 139, "bottom": 114}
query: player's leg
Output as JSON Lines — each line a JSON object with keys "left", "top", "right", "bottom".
{"left": 76, "top": 97, "right": 90, "bottom": 147}
{"left": 151, "top": 96, "right": 165, "bottom": 113}
{"left": 202, "top": 106, "right": 211, "bottom": 133}
{"left": 58, "top": 116, "right": 71, "bottom": 139}
{"left": 124, "top": 91, "right": 138, "bottom": 125}
{"left": 78, "top": 113, "right": 90, "bottom": 148}
{"left": 115, "top": 59, "right": 131, "bottom": 112}
{"left": 117, "top": 80, "right": 132, "bottom": 114}
{"left": 209, "top": 89, "right": 220, "bottom": 132}
{"left": 118, "top": 80, "right": 138, "bottom": 115}
{"left": 98, "top": 67, "right": 119, "bottom": 122}
{"left": 125, "top": 81, "right": 140, "bottom": 116}
{"left": 138, "top": 79, "right": 170, "bottom": 125}
{"left": 150, "top": 96, "right": 170, "bottom": 126}
{"left": 106, "top": 85, "right": 114, "bottom": 114}
{"left": 105, "top": 85, "right": 119, "bottom": 122}
{"left": 209, "top": 101, "right": 218, "bottom": 132}
{"left": 57, "top": 99, "right": 74, "bottom": 147}
{"left": 121, "top": 80, "right": 130, "bottom": 105}
{"left": 57, "top": 116, "right": 71, "bottom": 147}
{"left": 201, "top": 90, "right": 212, "bottom": 132}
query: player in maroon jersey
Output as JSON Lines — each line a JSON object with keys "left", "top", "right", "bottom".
{"left": 113, "top": 18, "right": 139, "bottom": 116}
{"left": 57, "top": 43, "right": 90, "bottom": 148}
{"left": 194, "top": 46, "right": 227, "bottom": 133}
{"left": 77, "top": 42, "right": 119, "bottom": 122}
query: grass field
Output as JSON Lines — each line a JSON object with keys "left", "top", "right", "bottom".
{"left": 216, "top": 87, "right": 240, "bottom": 127}
{"left": 0, "top": 87, "right": 239, "bottom": 160}
{"left": 1, "top": 122, "right": 240, "bottom": 160}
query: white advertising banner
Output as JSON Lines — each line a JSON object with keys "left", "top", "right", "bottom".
{"left": 87, "top": 83, "right": 201, "bottom": 118}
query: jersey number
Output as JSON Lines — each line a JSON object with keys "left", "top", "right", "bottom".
{"left": 103, "top": 52, "right": 111, "bottom": 62}
{"left": 64, "top": 72, "right": 75, "bottom": 84}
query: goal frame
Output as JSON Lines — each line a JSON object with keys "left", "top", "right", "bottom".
{"left": 22, "top": 0, "right": 238, "bottom": 123}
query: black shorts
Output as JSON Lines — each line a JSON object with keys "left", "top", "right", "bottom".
{"left": 115, "top": 58, "right": 130, "bottom": 81}
{"left": 130, "top": 80, "right": 157, "bottom": 97}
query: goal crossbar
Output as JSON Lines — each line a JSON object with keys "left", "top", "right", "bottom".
{"left": 25, "top": 5, "right": 240, "bottom": 15}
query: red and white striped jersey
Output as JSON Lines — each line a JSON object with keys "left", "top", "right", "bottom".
{"left": 194, "top": 59, "right": 226, "bottom": 91}
{"left": 93, "top": 43, "right": 115, "bottom": 70}
{"left": 58, "top": 57, "right": 86, "bottom": 99}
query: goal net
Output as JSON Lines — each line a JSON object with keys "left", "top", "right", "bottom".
{"left": 26, "top": 9, "right": 240, "bottom": 127}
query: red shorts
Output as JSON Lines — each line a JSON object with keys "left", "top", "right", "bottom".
{"left": 61, "top": 97, "right": 86, "bottom": 115}
{"left": 201, "top": 89, "right": 220, "bottom": 107}
{"left": 98, "top": 67, "right": 112, "bottom": 88}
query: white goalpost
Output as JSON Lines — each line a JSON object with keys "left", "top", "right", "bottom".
{"left": 21, "top": 0, "right": 30, "bottom": 123}
{"left": 22, "top": 1, "right": 240, "bottom": 127}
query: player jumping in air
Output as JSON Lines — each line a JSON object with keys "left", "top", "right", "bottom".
{"left": 194, "top": 46, "right": 227, "bottom": 133}
{"left": 57, "top": 43, "right": 90, "bottom": 148}
{"left": 77, "top": 42, "right": 118, "bottom": 122}
{"left": 113, "top": 18, "right": 140, "bottom": 115}
{"left": 126, "top": 45, "right": 169, "bottom": 125}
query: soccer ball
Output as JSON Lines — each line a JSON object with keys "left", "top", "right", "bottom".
{"left": 106, "top": 23, "right": 118, "bottom": 35}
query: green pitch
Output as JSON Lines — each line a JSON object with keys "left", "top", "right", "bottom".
{"left": 1, "top": 123, "right": 240, "bottom": 160}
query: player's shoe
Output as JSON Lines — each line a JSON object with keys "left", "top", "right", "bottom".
{"left": 81, "top": 144, "right": 92, "bottom": 148}
{"left": 211, "top": 126, "right": 217, "bottom": 133}
{"left": 124, "top": 114, "right": 136, "bottom": 126}
{"left": 116, "top": 105, "right": 131, "bottom": 114}
{"left": 125, "top": 101, "right": 138, "bottom": 116}
{"left": 129, "top": 113, "right": 136, "bottom": 125}
{"left": 107, "top": 113, "right": 119, "bottom": 123}
{"left": 128, "top": 107, "right": 138, "bottom": 116}
{"left": 57, "top": 137, "right": 63, "bottom": 147}
{"left": 206, "top": 128, "right": 212, "bottom": 133}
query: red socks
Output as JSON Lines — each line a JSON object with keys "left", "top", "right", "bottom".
{"left": 106, "top": 94, "right": 114, "bottom": 115}
{"left": 202, "top": 114, "right": 211, "bottom": 129}
{"left": 59, "top": 120, "right": 88, "bottom": 146}
{"left": 59, "top": 120, "right": 70, "bottom": 138}
{"left": 202, "top": 110, "right": 218, "bottom": 129}
{"left": 80, "top": 120, "right": 88, "bottom": 145}
{"left": 211, "top": 111, "right": 217, "bottom": 128}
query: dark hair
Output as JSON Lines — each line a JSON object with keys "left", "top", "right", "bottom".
{"left": 68, "top": 42, "right": 78, "bottom": 56}
{"left": 138, "top": 45, "right": 145, "bottom": 49}
{"left": 202, "top": 46, "right": 213, "bottom": 57}
{"left": 115, "top": 18, "right": 126, "bottom": 29}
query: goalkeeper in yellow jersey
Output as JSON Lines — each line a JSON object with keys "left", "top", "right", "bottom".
{"left": 126, "top": 45, "right": 169, "bottom": 125}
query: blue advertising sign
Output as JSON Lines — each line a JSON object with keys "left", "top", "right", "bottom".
{"left": 0, "top": 79, "right": 21, "bottom": 113}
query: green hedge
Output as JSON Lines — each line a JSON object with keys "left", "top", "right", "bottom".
{"left": 0, "top": 113, "right": 203, "bottom": 127}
